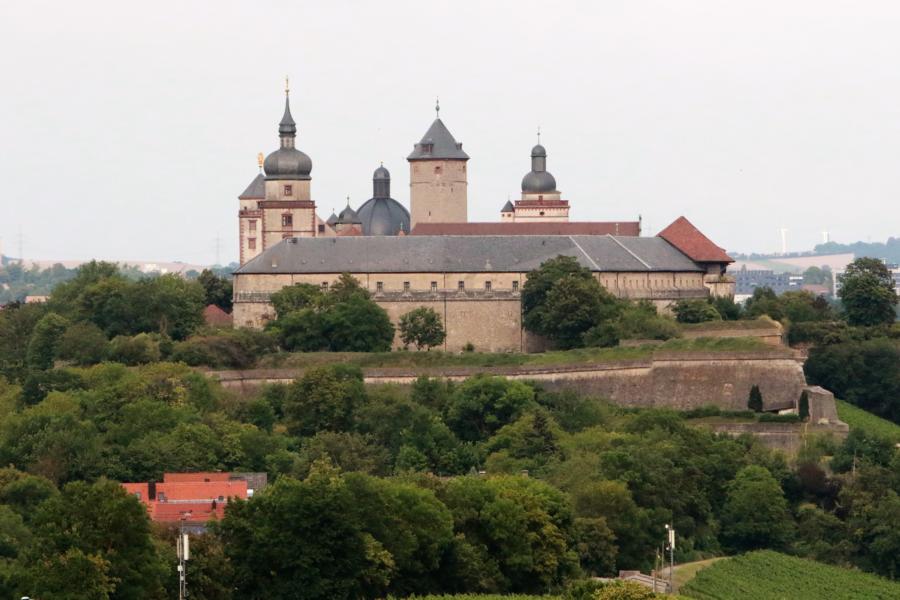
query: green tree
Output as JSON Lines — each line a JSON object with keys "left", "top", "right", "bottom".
{"left": 323, "top": 295, "right": 394, "bottom": 352}
{"left": 25, "top": 548, "right": 115, "bottom": 600}
{"left": 721, "top": 465, "right": 794, "bottom": 552}
{"left": 284, "top": 365, "right": 366, "bottom": 437}
{"left": 107, "top": 333, "right": 162, "bottom": 365}
{"left": 269, "top": 308, "right": 328, "bottom": 351}
{"left": 219, "top": 472, "right": 386, "bottom": 599}
{"left": 798, "top": 390, "right": 810, "bottom": 421}
{"left": 29, "top": 479, "right": 167, "bottom": 599}
{"left": 399, "top": 307, "right": 446, "bottom": 350}
{"left": 838, "top": 257, "right": 898, "bottom": 326}
{"left": 26, "top": 312, "right": 70, "bottom": 370}
{"left": 443, "top": 375, "right": 536, "bottom": 442}
{"left": 197, "top": 269, "right": 233, "bottom": 312}
{"left": 523, "top": 256, "right": 621, "bottom": 349}
{"left": 127, "top": 274, "right": 206, "bottom": 339}
{"left": 56, "top": 322, "right": 108, "bottom": 366}
{"left": 269, "top": 283, "right": 324, "bottom": 318}
{"left": 673, "top": 298, "right": 721, "bottom": 323}
{"left": 748, "top": 384, "right": 763, "bottom": 412}
{"left": 805, "top": 339, "right": 900, "bottom": 422}
{"left": 744, "top": 287, "right": 784, "bottom": 321}
{"left": 780, "top": 290, "right": 832, "bottom": 323}
{"left": 0, "top": 302, "right": 47, "bottom": 382}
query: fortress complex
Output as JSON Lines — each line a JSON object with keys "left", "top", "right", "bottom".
{"left": 233, "top": 90, "right": 735, "bottom": 351}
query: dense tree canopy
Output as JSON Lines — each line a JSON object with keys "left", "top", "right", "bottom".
{"left": 838, "top": 257, "right": 898, "bottom": 327}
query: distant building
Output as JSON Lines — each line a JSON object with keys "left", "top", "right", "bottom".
{"left": 733, "top": 267, "right": 801, "bottom": 299}
{"left": 122, "top": 472, "right": 266, "bottom": 531}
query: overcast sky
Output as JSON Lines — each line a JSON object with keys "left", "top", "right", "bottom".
{"left": 2, "top": 1, "right": 899, "bottom": 264}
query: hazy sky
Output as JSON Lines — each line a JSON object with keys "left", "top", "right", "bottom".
{"left": 2, "top": 1, "right": 899, "bottom": 264}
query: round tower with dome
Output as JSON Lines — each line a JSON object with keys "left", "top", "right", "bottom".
{"left": 500, "top": 134, "right": 570, "bottom": 222}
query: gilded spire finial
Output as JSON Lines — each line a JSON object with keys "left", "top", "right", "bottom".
{"left": 257, "top": 152, "right": 264, "bottom": 172}
{"left": 435, "top": 97, "right": 440, "bottom": 118}
{"left": 285, "top": 76, "right": 290, "bottom": 96}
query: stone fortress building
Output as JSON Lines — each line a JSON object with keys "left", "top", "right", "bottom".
{"left": 234, "top": 88, "right": 735, "bottom": 351}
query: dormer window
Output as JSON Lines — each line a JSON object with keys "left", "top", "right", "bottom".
{"left": 284, "top": 185, "right": 293, "bottom": 196}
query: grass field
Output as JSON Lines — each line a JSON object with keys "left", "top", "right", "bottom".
{"left": 390, "top": 596, "right": 559, "bottom": 600}
{"left": 836, "top": 400, "right": 900, "bottom": 442}
{"left": 256, "top": 337, "right": 772, "bottom": 371}
{"left": 678, "top": 318, "right": 781, "bottom": 332}
{"left": 681, "top": 550, "right": 900, "bottom": 600}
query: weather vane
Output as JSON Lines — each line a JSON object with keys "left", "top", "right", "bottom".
{"left": 257, "top": 152, "right": 264, "bottom": 172}
{"left": 435, "top": 97, "right": 440, "bottom": 118}
{"left": 537, "top": 126, "right": 541, "bottom": 144}
{"left": 285, "top": 75, "right": 290, "bottom": 96}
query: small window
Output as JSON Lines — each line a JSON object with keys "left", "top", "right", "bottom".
{"left": 376, "top": 281, "right": 384, "bottom": 293}
{"left": 248, "top": 237, "right": 257, "bottom": 250}
{"left": 434, "top": 165, "right": 442, "bottom": 175}
{"left": 318, "top": 224, "right": 325, "bottom": 233}
{"left": 484, "top": 281, "right": 492, "bottom": 291}
{"left": 249, "top": 220, "right": 257, "bottom": 232}
{"left": 284, "top": 184, "right": 293, "bottom": 196}
{"left": 282, "top": 214, "right": 293, "bottom": 227}
{"left": 539, "top": 211, "right": 545, "bottom": 216}
{"left": 158, "top": 492, "right": 167, "bottom": 502}
{"left": 321, "top": 282, "right": 329, "bottom": 291}
{"left": 218, "top": 495, "right": 225, "bottom": 501}
{"left": 458, "top": 281, "right": 465, "bottom": 291}
{"left": 403, "top": 281, "right": 410, "bottom": 293}
{"left": 512, "top": 281, "right": 519, "bottom": 291}
{"left": 431, "top": 281, "right": 438, "bottom": 292}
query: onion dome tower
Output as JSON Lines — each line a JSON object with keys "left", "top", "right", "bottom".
{"left": 356, "top": 165, "right": 411, "bottom": 235}
{"left": 504, "top": 130, "right": 570, "bottom": 222}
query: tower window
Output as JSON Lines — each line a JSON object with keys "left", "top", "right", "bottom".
{"left": 249, "top": 220, "right": 257, "bottom": 232}
{"left": 284, "top": 185, "right": 293, "bottom": 196}
{"left": 403, "top": 281, "right": 410, "bottom": 293}
{"left": 512, "top": 281, "right": 519, "bottom": 292}
{"left": 484, "top": 281, "right": 492, "bottom": 292}
{"left": 431, "top": 281, "right": 438, "bottom": 292}
{"left": 282, "top": 214, "right": 293, "bottom": 227}
{"left": 434, "top": 165, "right": 442, "bottom": 175}
{"left": 376, "top": 281, "right": 383, "bottom": 293}
{"left": 318, "top": 224, "right": 325, "bottom": 233}
{"left": 248, "top": 238, "right": 257, "bottom": 250}
{"left": 458, "top": 281, "right": 465, "bottom": 291}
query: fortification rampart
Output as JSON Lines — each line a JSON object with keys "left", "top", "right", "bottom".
{"left": 210, "top": 350, "right": 808, "bottom": 412}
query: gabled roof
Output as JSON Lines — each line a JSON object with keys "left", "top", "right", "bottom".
{"left": 236, "top": 234, "right": 701, "bottom": 275}
{"left": 657, "top": 216, "right": 733, "bottom": 264}
{"left": 407, "top": 118, "right": 469, "bottom": 161}
{"left": 238, "top": 173, "right": 265, "bottom": 199}
{"left": 501, "top": 200, "right": 515, "bottom": 213}
{"left": 411, "top": 221, "right": 641, "bottom": 236}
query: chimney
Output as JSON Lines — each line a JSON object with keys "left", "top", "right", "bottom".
{"left": 148, "top": 480, "right": 157, "bottom": 501}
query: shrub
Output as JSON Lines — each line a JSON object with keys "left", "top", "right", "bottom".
{"left": 614, "top": 301, "right": 680, "bottom": 341}
{"left": 748, "top": 385, "right": 763, "bottom": 412}
{"left": 171, "top": 329, "right": 277, "bottom": 369}
{"left": 107, "top": 334, "right": 161, "bottom": 365}
{"left": 56, "top": 322, "right": 108, "bottom": 366}
{"left": 673, "top": 299, "right": 721, "bottom": 323}
{"left": 399, "top": 307, "right": 446, "bottom": 350}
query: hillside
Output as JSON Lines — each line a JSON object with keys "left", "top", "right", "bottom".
{"left": 681, "top": 551, "right": 900, "bottom": 600}
{"left": 836, "top": 400, "right": 900, "bottom": 442}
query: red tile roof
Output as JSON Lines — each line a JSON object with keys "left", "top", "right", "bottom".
{"left": 410, "top": 221, "right": 641, "bottom": 236}
{"left": 657, "top": 216, "right": 733, "bottom": 264}
{"left": 202, "top": 305, "right": 233, "bottom": 327}
{"left": 151, "top": 501, "right": 227, "bottom": 523}
{"left": 157, "top": 481, "right": 247, "bottom": 501}
{"left": 164, "top": 472, "right": 232, "bottom": 483}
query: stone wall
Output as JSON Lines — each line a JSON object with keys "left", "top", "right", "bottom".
{"left": 213, "top": 351, "right": 808, "bottom": 412}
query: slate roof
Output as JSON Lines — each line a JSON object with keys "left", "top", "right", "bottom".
{"left": 236, "top": 235, "right": 702, "bottom": 275}
{"left": 238, "top": 173, "right": 265, "bottom": 199}
{"left": 657, "top": 216, "right": 733, "bottom": 264}
{"left": 407, "top": 118, "right": 469, "bottom": 160}
{"left": 411, "top": 222, "right": 641, "bottom": 236}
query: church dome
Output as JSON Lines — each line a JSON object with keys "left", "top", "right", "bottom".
{"left": 264, "top": 147, "right": 312, "bottom": 180}
{"left": 521, "top": 141, "right": 557, "bottom": 193}
{"left": 521, "top": 170, "right": 557, "bottom": 193}
{"left": 264, "top": 90, "right": 312, "bottom": 180}
{"left": 357, "top": 164, "right": 410, "bottom": 235}
{"left": 357, "top": 197, "right": 410, "bottom": 236}
{"left": 336, "top": 204, "right": 362, "bottom": 225}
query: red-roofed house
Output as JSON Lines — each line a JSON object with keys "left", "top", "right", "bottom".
{"left": 202, "top": 305, "right": 233, "bottom": 328}
{"left": 122, "top": 472, "right": 266, "bottom": 530}
{"left": 657, "top": 216, "right": 735, "bottom": 297}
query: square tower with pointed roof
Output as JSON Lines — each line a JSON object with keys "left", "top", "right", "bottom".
{"left": 407, "top": 103, "right": 469, "bottom": 226}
